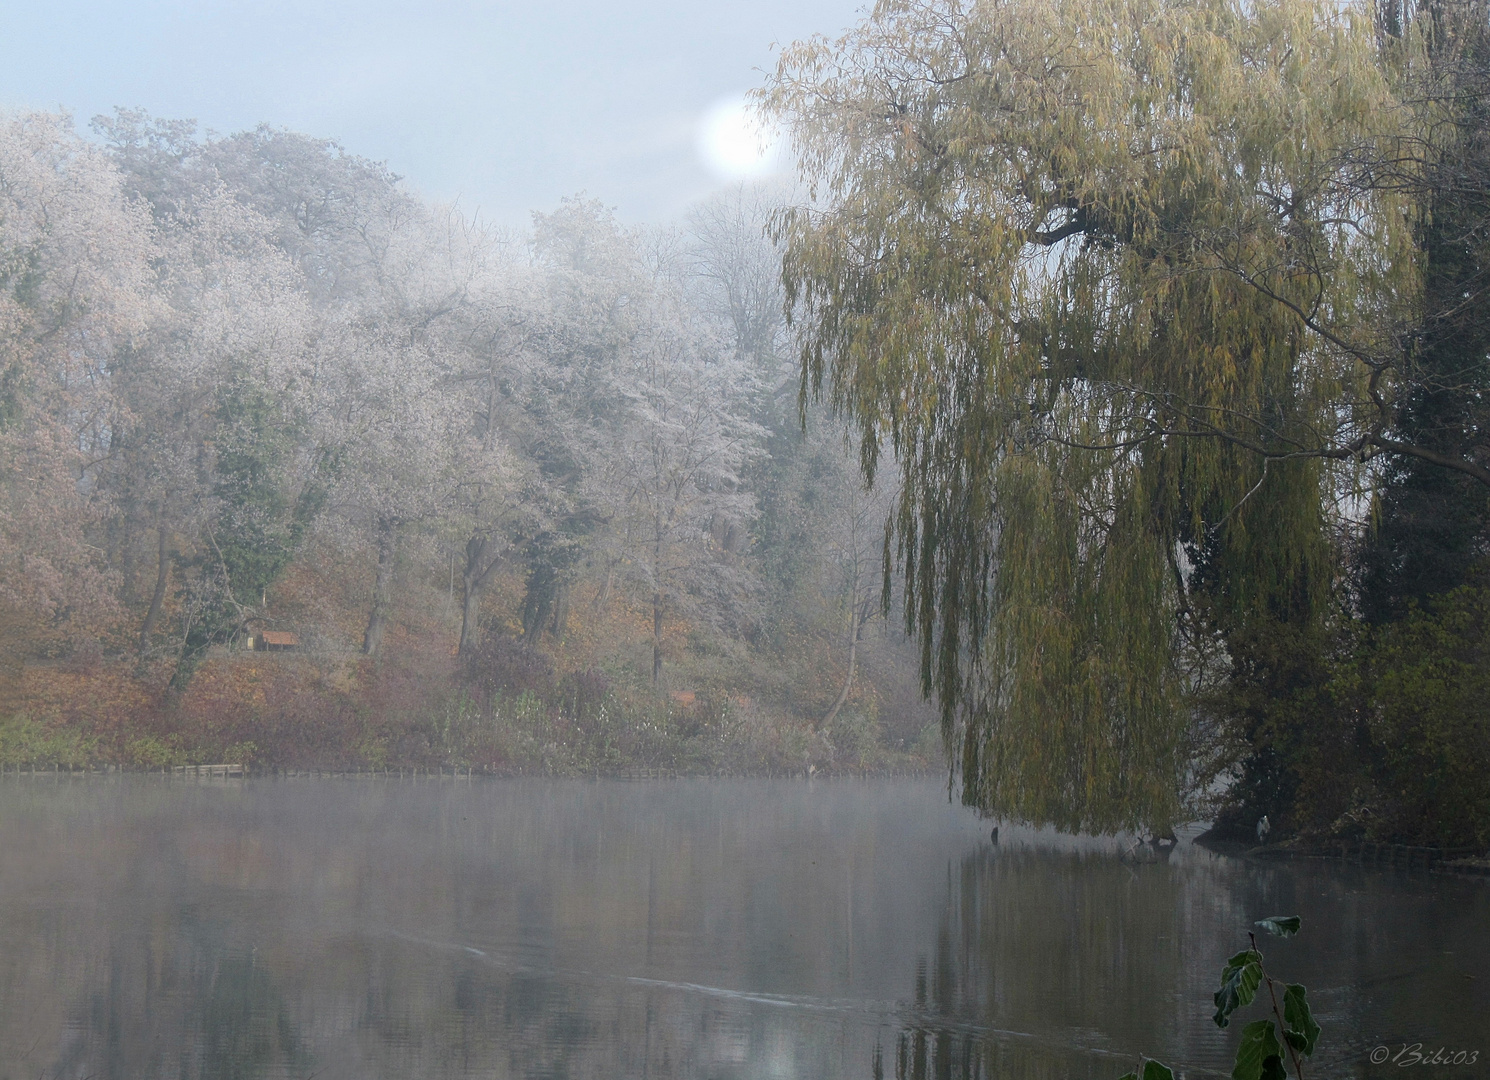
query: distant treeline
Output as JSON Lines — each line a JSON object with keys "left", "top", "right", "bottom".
{"left": 0, "top": 109, "right": 934, "bottom": 776}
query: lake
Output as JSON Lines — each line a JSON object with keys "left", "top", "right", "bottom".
{"left": 0, "top": 776, "right": 1484, "bottom": 1079}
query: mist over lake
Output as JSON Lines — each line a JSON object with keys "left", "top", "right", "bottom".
{"left": 1, "top": 776, "right": 1485, "bottom": 1078}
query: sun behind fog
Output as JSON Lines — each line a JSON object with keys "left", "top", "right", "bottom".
{"left": 697, "top": 96, "right": 779, "bottom": 181}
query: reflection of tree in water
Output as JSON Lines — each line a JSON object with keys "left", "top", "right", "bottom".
{"left": 880, "top": 846, "right": 1234, "bottom": 1080}
{"left": 879, "top": 948, "right": 985, "bottom": 1080}
{"left": 438, "top": 967, "right": 597, "bottom": 1077}
{"left": 47, "top": 942, "right": 307, "bottom": 1080}
{"left": 194, "top": 953, "right": 307, "bottom": 1080}
{"left": 9, "top": 782, "right": 1488, "bottom": 1078}
{"left": 879, "top": 938, "right": 1080, "bottom": 1080}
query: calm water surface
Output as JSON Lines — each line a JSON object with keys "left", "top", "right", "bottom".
{"left": 0, "top": 776, "right": 1485, "bottom": 1079}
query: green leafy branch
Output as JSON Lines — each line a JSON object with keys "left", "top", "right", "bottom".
{"left": 1121, "top": 916, "right": 1320, "bottom": 1080}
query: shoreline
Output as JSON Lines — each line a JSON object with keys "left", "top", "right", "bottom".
{"left": 0, "top": 759, "right": 939, "bottom": 782}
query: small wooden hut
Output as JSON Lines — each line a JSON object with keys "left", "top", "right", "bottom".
{"left": 247, "top": 630, "right": 300, "bottom": 652}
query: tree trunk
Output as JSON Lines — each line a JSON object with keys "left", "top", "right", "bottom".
{"left": 459, "top": 585, "right": 482, "bottom": 656}
{"left": 651, "top": 527, "right": 666, "bottom": 684}
{"left": 459, "top": 535, "right": 499, "bottom": 656}
{"left": 551, "top": 580, "right": 570, "bottom": 637}
{"left": 137, "top": 524, "right": 170, "bottom": 655}
{"left": 361, "top": 520, "right": 397, "bottom": 656}
{"left": 822, "top": 598, "right": 861, "bottom": 728}
{"left": 594, "top": 565, "right": 615, "bottom": 611}
{"left": 652, "top": 591, "right": 664, "bottom": 685}
{"left": 118, "top": 499, "right": 139, "bottom": 605}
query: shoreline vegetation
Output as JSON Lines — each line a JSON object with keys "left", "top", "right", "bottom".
{"left": 0, "top": 657, "right": 941, "bottom": 779}
{"left": 0, "top": 595, "right": 942, "bottom": 778}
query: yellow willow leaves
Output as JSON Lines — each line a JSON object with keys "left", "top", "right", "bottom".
{"left": 763, "top": 0, "right": 1415, "bottom": 830}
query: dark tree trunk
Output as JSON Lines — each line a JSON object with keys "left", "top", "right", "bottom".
{"left": 521, "top": 559, "right": 556, "bottom": 639}
{"left": 460, "top": 584, "right": 482, "bottom": 656}
{"left": 459, "top": 535, "right": 502, "bottom": 656}
{"left": 361, "top": 519, "right": 397, "bottom": 656}
{"left": 137, "top": 524, "right": 170, "bottom": 655}
{"left": 652, "top": 591, "right": 664, "bottom": 685}
{"left": 551, "top": 580, "right": 570, "bottom": 637}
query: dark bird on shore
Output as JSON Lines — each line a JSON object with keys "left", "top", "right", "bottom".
{"left": 990, "top": 826, "right": 999, "bottom": 844}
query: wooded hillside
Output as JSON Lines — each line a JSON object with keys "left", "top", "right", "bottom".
{"left": 0, "top": 110, "right": 935, "bottom": 776}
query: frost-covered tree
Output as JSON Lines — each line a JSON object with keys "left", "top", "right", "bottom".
{"left": 0, "top": 112, "right": 155, "bottom": 642}
{"left": 122, "top": 187, "right": 313, "bottom": 660}
{"left": 438, "top": 228, "right": 540, "bottom": 656}
{"left": 0, "top": 108, "right": 918, "bottom": 751}
{"left": 597, "top": 293, "right": 763, "bottom": 684}
{"left": 685, "top": 185, "right": 791, "bottom": 371}
{"left": 310, "top": 204, "right": 509, "bottom": 655}
{"left": 818, "top": 449, "right": 895, "bottom": 727}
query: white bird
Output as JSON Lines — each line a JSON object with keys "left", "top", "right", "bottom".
{"left": 1256, "top": 815, "right": 1271, "bottom": 843}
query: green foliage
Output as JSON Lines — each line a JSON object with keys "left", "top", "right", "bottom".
{"left": 1128, "top": 917, "right": 1318, "bottom": 1080}
{"left": 221, "top": 740, "right": 260, "bottom": 766}
{"left": 764, "top": 0, "right": 1489, "bottom": 843}
{"left": 764, "top": 0, "right": 1412, "bottom": 832}
{"left": 1233, "top": 1021, "right": 1286, "bottom": 1080}
{"left": 1353, "top": 581, "right": 1490, "bottom": 847}
{"left": 1254, "top": 916, "right": 1300, "bottom": 939}
{"left": 1213, "top": 950, "right": 1264, "bottom": 1028}
{"left": 1211, "top": 576, "right": 1490, "bottom": 847}
{"left": 171, "top": 375, "right": 323, "bottom": 688}
{"left": 1118, "top": 1059, "right": 1174, "bottom": 1080}
{"left": 520, "top": 529, "right": 583, "bottom": 639}
{"left": 1281, "top": 985, "right": 1320, "bottom": 1056}
{"left": 123, "top": 734, "right": 181, "bottom": 768}
{"left": 1200, "top": 0, "right": 1490, "bottom": 844}
{"left": 1358, "top": 0, "right": 1490, "bottom": 621}
{"left": 0, "top": 713, "right": 98, "bottom": 767}
{"left": 210, "top": 375, "right": 320, "bottom": 605}
{"left": 1199, "top": 614, "right": 1342, "bottom": 836}
{"left": 826, "top": 707, "right": 883, "bottom": 768}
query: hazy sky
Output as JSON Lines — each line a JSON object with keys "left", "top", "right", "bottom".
{"left": 0, "top": 0, "right": 866, "bottom": 226}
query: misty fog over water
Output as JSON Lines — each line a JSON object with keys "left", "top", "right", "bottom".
{"left": 0, "top": 776, "right": 1485, "bottom": 1078}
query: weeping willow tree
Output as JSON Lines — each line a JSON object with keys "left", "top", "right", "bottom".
{"left": 761, "top": 0, "right": 1429, "bottom": 831}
